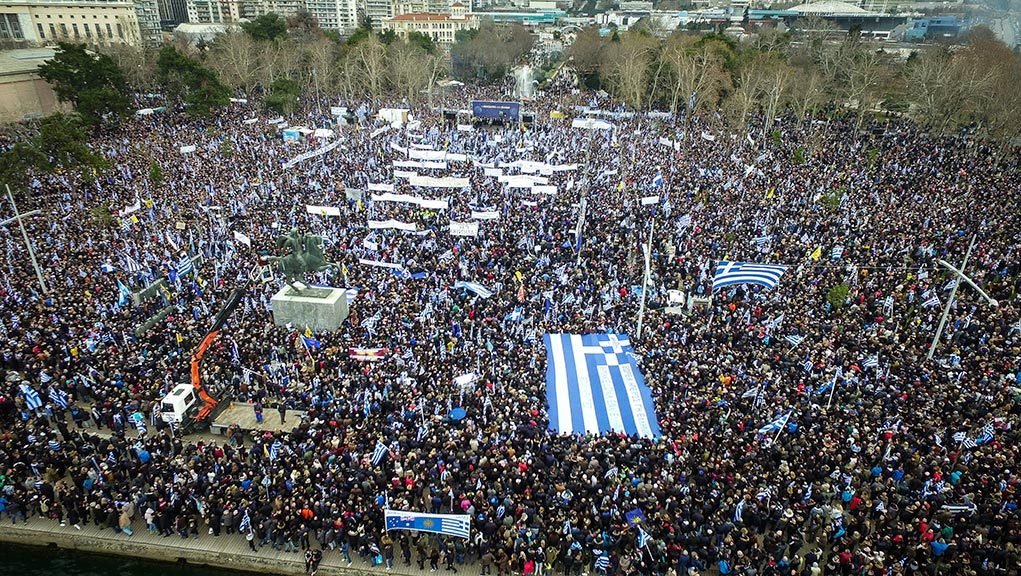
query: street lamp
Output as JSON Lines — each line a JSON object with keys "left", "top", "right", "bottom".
{"left": 2, "top": 184, "right": 48, "bottom": 294}
{"left": 925, "top": 234, "right": 998, "bottom": 361}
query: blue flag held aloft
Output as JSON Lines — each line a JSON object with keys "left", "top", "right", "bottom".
{"left": 625, "top": 508, "right": 647, "bottom": 527}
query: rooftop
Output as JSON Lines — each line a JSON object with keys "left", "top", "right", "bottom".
{"left": 390, "top": 12, "right": 472, "bottom": 21}
{"left": 0, "top": 48, "right": 56, "bottom": 79}
{"left": 788, "top": 1, "right": 870, "bottom": 14}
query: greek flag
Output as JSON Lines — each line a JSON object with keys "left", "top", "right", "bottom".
{"left": 594, "top": 553, "right": 610, "bottom": 572}
{"left": 371, "top": 440, "right": 389, "bottom": 466}
{"left": 785, "top": 334, "right": 805, "bottom": 347}
{"left": 753, "top": 235, "right": 773, "bottom": 248}
{"left": 952, "top": 431, "right": 967, "bottom": 443}
{"left": 269, "top": 440, "right": 282, "bottom": 461}
{"left": 733, "top": 499, "right": 745, "bottom": 522}
{"left": 48, "top": 387, "right": 69, "bottom": 409}
{"left": 651, "top": 173, "right": 663, "bottom": 187}
{"left": 177, "top": 253, "right": 194, "bottom": 277}
{"left": 345, "top": 288, "right": 358, "bottom": 304}
{"left": 756, "top": 486, "right": 773, "bottom": 501}
{"left": 862, "top": 355, "right": 879, "bottom": 369}
{"left": 20, "top": 383, "right": 42, "bottom": 410}
{"left": 977, "top": 422, "right": 995, "bottom": 444}
{"left": 384, "top": 509, "right": 470, "bottom": 539}
{"left": 922, "top": 293, "right": 940, "bottom": 308}
{"left": 712, "top": 261, "right": 788, "bottom": 291}
{"left": 757, "top": 410, "right": 792, "bottom": 434}
{"left": 831, "top": 245, "right": 844, "bottom": 260}
{"left": 131, "top": 412, "right": 146, "bottom": 435}
{"left": 239, "top": 509, "right": 252, "bottom": 533}
{"left": 452, "top": 280, "right": 493, "bottom": 298}
{"left": 636, "top": 526, "right": 651, "bottom": 548}
{"left": 123, "top": 255, "right": 143, "bottom": 274}
{"left": 544, "top": 333, "right": 661, "bottom": 438}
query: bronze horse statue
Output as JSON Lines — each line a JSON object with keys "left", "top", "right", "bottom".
{"left": 270, "top": 230, "right": 338, "bottom": 286}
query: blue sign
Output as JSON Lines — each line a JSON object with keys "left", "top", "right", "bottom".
{"left": 471, "top": 100, "right": 521, "bottom": 121}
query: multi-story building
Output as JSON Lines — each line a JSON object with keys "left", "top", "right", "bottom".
{"left": 359, "top": 0, "right": 391, "bottom": 29}
{"left": 156, "top": 0, "right": 189, "bottom": 24}
{"left": 394, "top": 0, "right": 450, "bottom": 15}
{"left": 382, "top": 2, "right": 478, "bottom": 44}
{"left": 185, "top": 0, "right": 243, "bottom": 23}
{"left": 306, "top": 0, "right": 358, "bottom": 33}
{"left": 248, "top": 0, "right": 304, "bottom": 18}
{"left": 134, "top": 0, "right": 163, "bottom": 43}
{"left": 0, "top": 0, "right": 143, "bottom": 46}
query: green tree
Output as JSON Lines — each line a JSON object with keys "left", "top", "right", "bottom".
{"left": 156, "top": 46, "right": 230, "bottom": 116}
{"left": 242, "top": 13, "right": 288, "bottom": 42}
{"left": 37, "top": 42, "right": 130, "bottom": 128}
{"left": 827, "top": 283, "right": 850, "bottom": 309}
{"left": 406, "top": 30, "right": 435, "bottom": 54}
{"left": 0, "top": 113, "right": 107, "bottom": 186}
{"left": 265, "top": 77, "right": 301, "bottom": 114}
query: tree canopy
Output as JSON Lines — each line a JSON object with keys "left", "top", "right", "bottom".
{"left": 156, "top": 46, "right": 230, "bottom": 116}
{"left": 37, "top": 42, "right": 131, "bottom": 128}
{"left": 242, "top": 13, "right": 288, "bottom": 42}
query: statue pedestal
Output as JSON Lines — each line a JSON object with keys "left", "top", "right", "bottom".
{"left": 270, "top": 285, "right": 349, "bottom": 333}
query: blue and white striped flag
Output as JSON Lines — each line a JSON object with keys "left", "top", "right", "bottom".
{"left": 371, "top": 440, "right": 389, "bottom": 466}
{"left": 831, "top": 245, "right": 844, "bottom": 260}
{"left": 452, "top": 280, "right": 493, "bottom": 299}
{"left": 733, "top": 499, "right": 745, "bottom": 523}
{"left": 712, "top": 261, "right": 788, "bottom": 291}
{"left": 756, "top": 486, "right": 773, "bottom": 501}
{"left": 785, "top": 334, "right": 805, "bottom": 348}
{"left": 922, "top": 292, "right": 940, "bottom": 308}
{"left": 20, "top": 383, "right": 42, "bottom": 410}
{"left": 48, "top": 387, "right": 69, "bottom": 409}
{"left": 636, "top": 526, "right": 651, "bottom": 548}
{"left": 594, "top": 553, "right": 610, "bottom": 572}
{"left": 753, "top": 235, "right": 773, "bottom": 248}
{"left": 123, "top": 255, "right": 143, "bottom": 275}
{"left": 269, "top": 440, "right": 282, "bottom": 461}
{"left": 757, "top": 410, "right": 792, "bottom": 434}
{"left": 345, "top": 288, "right": 358, "bottom": 305}
{"left": 239, "top": 509, "right": 252, "bottom": 533}
{"left": 177, "top": 253, "right": 194, "bottom": 277}
{"left": 977, "top": 422, "right": 995, "bottom": 444}
{"left": 543, "top": 333, "right": 661, "bottom": 438}
{"left": 385, "top": 510, "right": 470, "bottom": 539}
{"left": 862, "top": 355, "right": 879, "bottom": 369}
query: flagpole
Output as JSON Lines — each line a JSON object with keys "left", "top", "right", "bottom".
{"left": 825, "top": 372, "right": 839, "bottom": 411}
{"left": 636, "top": 214, "right": 655, "bottom": 340}
{"left": 926, "top": 234, "right": 977, "bottom": 361}
{"left": 773, "top": 410, "right": 793, "bottom": 444}
{"left": 3, "top": 184, "right": 48, "bottom": 294}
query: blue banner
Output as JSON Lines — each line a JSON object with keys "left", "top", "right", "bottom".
{"left": 384, "top": 510, "right": 470, "bottom": 539}
{"left": 471, "top": 100, "right": 520, "bottom": 121}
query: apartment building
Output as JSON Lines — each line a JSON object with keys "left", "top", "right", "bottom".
{"left": 382, "top": 1, "right": 477, "bottom": 44}
{"left": 0, "top": 0, "right": 143, "bottom": 46}
{"left": 305, "top": 0, "right": 358, "bottom": 33}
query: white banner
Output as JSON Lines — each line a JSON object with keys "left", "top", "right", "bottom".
{"left": 394, "top": 160, "right": 447, "bottom": 170}
{"left": 409, "top": 176, "right": 470, "bottom": 189}
{"left": 363, "top": 238, "right": 378, "bottom": 251}
{"left": 471, "top": 210, "right": 500, "bottom": 220}
{"left": 371, "top": 193, "right": 449, "bottom": 210}
{"left": 306, "top": 205, "right": 341, "bottom": 216}
{"left": 368, "top": 219, "right": 418, "bottom": 232}
{"left": 283, "top": 139, "right": 343, "bottom": 169}
{"left": 572, "top": 118, "right": 614, "bottom": 130}
{"left": 370, "top": 126, "right": 390, "bottom": 138}
{"left": 483, "top": 167, "right": 503, "bottom": 177}
{"left": 369, "top": 183, "right": 395, "bottom": 193}
{"left": 358, "top": 258, "right": 404, "bottom": 269}
{"left": 532, "top": 185, "right": 558, "bottom": 195}
{"left": 179, "top": 145, "right": 196, "bottom": 154}
{"left": 640, "top": 195, "right": 660, "bottom": 206}
{"left": 449, "top": 221, "right": 479, "bottom": 237}
{"left": 390, "top": 142, "right": 407, "bottom": 154}
{"left": 409, "top": 149, "right": 468, "bottom": 162}
{"left": 394, "top": 171, "right": 417, "bottom": 179}
{"left": 233, "top": 230, "right": 252, "bottom": 247}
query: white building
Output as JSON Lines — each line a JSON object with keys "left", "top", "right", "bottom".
{"left": 382, "top": 2, "right": 477, "bottom": 44}
{"left": 0, "top": 0, "right": 143, "bottom": 46}
{"left": 134, "top": 0, "right": 162, "bottom": 44}
{"left": 359, "top": 0, "right": 392, "bottom": 29}
{"left": 185, "top": 0, "right": 244, "bottom": 23}
{"left": 306, "top": 0, "right": 358, "bottom": 33}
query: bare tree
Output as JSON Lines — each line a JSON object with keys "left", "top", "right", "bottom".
{"left": 659, "top": 34, "right": 729, "bottom": 121}
{"left": 206, "top": 31, "right": 264, "bottom": 93}
{"left": 603, "top": 31, "right": 658, "bottom": 109}
{"left": 347, "top": 36, "right": 387, "bottom": 101}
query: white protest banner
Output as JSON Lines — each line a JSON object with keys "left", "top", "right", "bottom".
{"left": 283, "top": 139, "right": 343, "bottom": 169}
{"left": 266, "top": 116, "right": 284, "bottom": 124}
{"left": 394, "top": 160, "right": 448, "bottom": 170}
{"left": 471, "top": 210, "right": 500, "bottom": 220}
{"left": 118, "top": 199, "right": 141, "bottom": 217}
{"left": 233, "top": 230, "right": 252, "bottom": 247}
{"left": 390, "top": 142, "right": 407, "bottom": 154}
{"left": 483, "top": 168, "right": 503, "bottom": 177}
{"left": 369, "top": 183, "right": 395, "bottom": 193}
{"left": 371, "top": 193, "right": 449, "bottom": 210}
{"left": 394, "top": 171, "right": 417, "bottom": 179}
{"left": 446, "top": 153, "right": 468, "bottom": 162}
{"left": 449, "top": 222, "right": 480, "bottom": 237}
{"left": 640, "top": 195, "right": 660, "bottom": 206}
{"left": 306, "top": 205, "right": 341, "bottom": 217}
{"left": 410, "top": 143, "right": 435, "bottom": 150}
{"left": 363, "top": 238, "right": 378, "bottom": 251}
{"left": 409, "top": 148, "right": 446, "bottom": 161}
{"left": 409, "top": 176, "right": 470, "bottom": 189}
{"left": 422, "top": 161, "right": 447, "bottom": 170}
{"left": 700, "top": 131, "right": 716, "bottom": 141}
{"left": 370, "top": 126, "right": 390, "bottom": 138}
{"left": 368, "top": 219, "right": 418, "bottom": 232}
{"left": 345, "top": 188, "right": 364, "bottom": 202}
{"left": 571, "top": 118, "right": 614, "bottom": 131}
{"left": 358, "top": 258, "right": 404, "bottom": 269}
{"left": 532, "top": 185, "right": 558, "bottom": 195}
{"left": 179, "top": 145, "right": 197, "bottom": 154}
{"left": 242, "top": 118, "right": 258, "bottom": 125}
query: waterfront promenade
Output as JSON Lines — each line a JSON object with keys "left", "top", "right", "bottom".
{"left": 0, "top": 516, "right": 485, "bottom": 576}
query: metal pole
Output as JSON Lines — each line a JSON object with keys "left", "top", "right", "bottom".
{"left": 5, "top": 184, "right": 47, "bottom": 294}
{"left": 575, "top": 133, "right": 594, "bottom": 267}
{"left": 636, "top": 214, "right": 654, "bottom": 340}
{"left": 926, "top": 234, "right": 977, "bottom": 361}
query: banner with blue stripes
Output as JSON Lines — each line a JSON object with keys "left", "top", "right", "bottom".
{"left": 543, "top": 333, "right": 661, "bottom": 438}
{"left": 384, "top": 509, "right": 470, "bottom": 539}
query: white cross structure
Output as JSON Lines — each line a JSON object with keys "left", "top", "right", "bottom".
{"left": 926, "top": 234, "right": 998, "bottom": 361}
{"left": 2, "top": 184, "right": 48, "bottom": 294}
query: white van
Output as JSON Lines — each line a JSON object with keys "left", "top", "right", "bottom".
{"left": 160, "top": 383, "right": 198, "bottom": 425}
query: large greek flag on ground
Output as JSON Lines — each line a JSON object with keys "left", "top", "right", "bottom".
{"left": 384, "top": 510, "right": 471, "bottom": 539}
{"left": 713, "top": 261, "right": 788, "bottom": 291}
{"left": 544, "top": 333, "right": 661, "bottom": 438}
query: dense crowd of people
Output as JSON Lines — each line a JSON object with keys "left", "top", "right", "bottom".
{"left": 0, "top": 78, "right": 1019, "bottom": 576}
